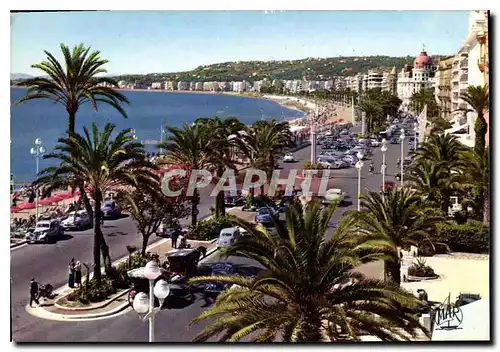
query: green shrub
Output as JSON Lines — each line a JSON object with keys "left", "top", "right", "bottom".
{"left": 437, "top": 220, "right": 489, "bottom": 254}
{"left": 303, "top": 162, "right": 313, "bottom": 169}
{"left": 188, "top": 215, "right": 234, "bottom": 241}
{"left": 68, "top": 277, "right": 116, "bottom": 305}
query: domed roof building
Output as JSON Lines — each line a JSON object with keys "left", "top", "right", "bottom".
{"left": 396, "top": 48, "right": 437, "bottom": 111}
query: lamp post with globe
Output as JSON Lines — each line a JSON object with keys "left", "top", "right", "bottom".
{"left": 30, "top": 138, "right": 46, "bottom": 220}
{"left": 381, "top": 139, "right": 388, "bottom": 194}
{"left": 132, "top": 261, "right": 171, "bottom": 342}
{"left": 413, "top": 122, "right": 418, "bottom": 150}
{"left": 355, "top": 151, "right": 364, "bottom": 211}
{"left": 399, "top": 129, "right": 406, "bottom": 187}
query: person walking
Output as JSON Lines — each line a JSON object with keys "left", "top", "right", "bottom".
{"left": 68, "top": 258, "right": 75, "bottom": 289}
{"left": 171, "top": 230, "right": 179, "bottom": 249}
{"left": 29, "top": 278, "right": 39, "bottom": 308}
{"left": 74, "top": 261, "right": 82, "bottom": 288}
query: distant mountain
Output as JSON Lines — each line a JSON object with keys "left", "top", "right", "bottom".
{"left": 111, "top": 54, "right": 450, "bottom": 85}
{"left": 10, "top": 73, "right": 33, "bottom": 80}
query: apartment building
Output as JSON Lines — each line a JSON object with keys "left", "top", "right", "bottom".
{"left": 194, "top": 82, "right": 204, "bottom": 91}
{"left": 366, "top": 69, "right": 384, "bottom": 90}
{"left": 164, "top": 81, "right": 176, "bottom": 90}
{"left": 151, "top": 82, "right": 163, "bottom": 89}
{"left": 435, "top": 57, "right": 454, "bottom": 120}
{"left": 381, "top": 67, "right": 398, "bottom": 94}
{"left": 177, "top": 81, "right": 189, "bottom": 91}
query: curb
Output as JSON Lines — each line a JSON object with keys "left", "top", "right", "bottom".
{"left": 53, "top": 287, "right": 131, "bottom": 311}
{"left": 61, "top": 299, "right": 130, "bottom": 320}
{"left": 10, "top": 240, "right": 27, "bottom": 248}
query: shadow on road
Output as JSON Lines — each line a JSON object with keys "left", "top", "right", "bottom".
{"left": 106, "top": 231, "right": 129, "bottom": 237}
{"left": 57, "top": 234, "right": 74, "bottom": 242}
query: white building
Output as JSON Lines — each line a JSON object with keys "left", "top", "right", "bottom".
{"left": 367, "top": 70, "right": 384, "bottom": 90}
{"left": 445, "top": 10, "right": 488, "bottom": 148}
{"left": 177, "top": 81, "right": 189, "bottom": 91}
{"left": 232, "top": 81, "right": 249, "bottom": 92}
{"left": 396, "top": 49, "right": 437, "bottom": 111}
{"left": 151, "top": 82, "right": 163, "bottom": 89}
{"left": 194, "top": 82, "right": 204, "bottom": 91}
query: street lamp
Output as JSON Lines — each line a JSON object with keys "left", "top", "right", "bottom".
{"left": 413, "top": 122, "right": 418, "bottom": 150}
{"left": 355, "top": 151, "right": 364, "bottom": 211}
{"left": 381, "top": 139, "right": 388, "bottom": 194}
{"left": 132, "top": 261, "right": 171, "bottom": 342}
{"left": 30, "top": 138, "right": 45, "bottom": 220}
{"left": 159, "top": 125, "right": 166, "bottom": 155}
{"left": 399, "top": 129, "right": 406, "bottom": 187}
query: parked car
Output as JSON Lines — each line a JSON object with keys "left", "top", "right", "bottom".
{"left": 370, "top": 139, "right": 381, "bottom": 147}
{"left": 318, "top": 160, "right": 342, "bottom": 169}
{"left": 26, "top": 219, "right": 64, "bottom": 244}
{"left": 216, "top": 227, "right": 242, "bottom": 248}
{"left": 283, "top": 153, "right": 295, "bottom": 163}
{"left": 62, "top": 210, "right": 92, "bottom": 231}
{"left": 255, "top": 207, "right": 278, "bottom": 226}
{"left": 204, "top": 263, "right": 235, "bottom": 298}
{"left": 101, "top": 200, "right": 121, "bottom": 219}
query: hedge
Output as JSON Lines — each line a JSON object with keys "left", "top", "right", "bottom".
{"left": 437, "top": 220, "right": 489, "bottom": 254}
{"left": 188, "top": 215, "right": 235, "bottom": 241}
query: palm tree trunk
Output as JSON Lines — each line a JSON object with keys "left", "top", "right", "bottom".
{"left": 474, "top": 114, "right": 487, "bottom": 155}
{"left": 386, "top": 259, "right": 401, "bottom": 286}
{"left": 215, "top": 166, "right": 225, "bottom": 218}
{"left": 296, "top": 315, "right": 323, "bottom": 341}
{"left": 141, "top": 234, "right": 151, "bottom": 256}
{"left": 93, "top": 199, "right": 102, "bottom": 283}
{"left": 81, "top": 186, "right": 112, "bottom": 271}
{"left": 191, "top": 190, "right": 199, "bottom": 226}
{"left": 483, "top": 188, "right": 489, "bottom": 224}
{"left": 68, "top": 111, "right": 76, "bottom": 135}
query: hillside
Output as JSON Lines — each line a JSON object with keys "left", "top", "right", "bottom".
{"left": 111, "top": 55, "right": 450, "bottom": 85}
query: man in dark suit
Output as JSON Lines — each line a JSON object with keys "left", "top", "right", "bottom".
{"left": 29, "top": 278, "right": 39, "bottom": 308}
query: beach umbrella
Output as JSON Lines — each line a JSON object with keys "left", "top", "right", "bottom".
{"left": 17, "top": 202, "right": 36, "bottom": 210}
{"left": 10, "top": 206, "right": 20, "bottom": 213}
{"left": 39, "top": 198, "right": 55, "bottom": 206}
{"left": 52, "top": 194, "right": 65, "bottom": 201}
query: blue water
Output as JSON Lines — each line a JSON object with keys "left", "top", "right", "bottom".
{"left": 10, "top": 88, "right": 304, "bottom": 182}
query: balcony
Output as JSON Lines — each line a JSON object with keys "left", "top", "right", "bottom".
{"left": 459, "top": 73, "right": 468, "bottom": 82}
{"left": 460, "top": 59, "right": 468, "bottom": 68}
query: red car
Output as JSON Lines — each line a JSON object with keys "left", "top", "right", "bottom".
{"left": 380, "top": 181, "right": 395, "bottom": 193}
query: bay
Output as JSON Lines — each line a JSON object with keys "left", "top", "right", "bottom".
{"left": 10, "top": 88, "right": 304, "bottom": 183}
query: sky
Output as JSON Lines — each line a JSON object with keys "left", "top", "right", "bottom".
{"left": 10, "top": 10, "right": 470, "bottom": 75}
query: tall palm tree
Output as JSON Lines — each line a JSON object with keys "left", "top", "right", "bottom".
{"left": 236, "top": 120, "right": 294, "bottom": 195}
{"left": 357, "top": 99, "right": 383, "bottom": 134}
{"left": 347, "top": 189, "right": 445, "bottom": 285}
{"left": 410, "top": 88, "right": 439, "bottom": 118}
{"left": 459, "top": 84, "right": 489, "bottom": 154}
{"left": 158, "top": 122, "right": 215, "bottom": 225}
{"left": 189, "top": 200, "right": 427, "bottom": 342}
{"left": 457, "top": 147, "right": 490, "bottom": 224}
{"left": 195, "top": 116, "right": 245, "bottom": 217}
{"left": 36, "top": 123, "right": 158, "bottom": 281}
{"left": 15, "top": 43, "right": 129, "bottom": 135}
{"left": 413, "top": 133, "right": 466, "bottom": 171}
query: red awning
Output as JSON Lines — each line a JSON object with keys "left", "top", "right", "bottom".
{"left": 17, "top": 202, "right": 36, "bottom": 210}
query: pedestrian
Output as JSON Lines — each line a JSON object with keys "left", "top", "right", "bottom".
{"left": 171, "top": 230, "right": 179, "bottom": 249}
{"left": 29, "top": 278, "right": 39, "bottom": 308}
{"left": 74, "top": 261, "right": 82, "bottom": 288}
{"left": 68, "top": 258, "right": 75, "bottom": 289}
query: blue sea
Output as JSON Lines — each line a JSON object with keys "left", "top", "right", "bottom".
{"left": 10, "top": 88, "right": 304, "bottom": 182}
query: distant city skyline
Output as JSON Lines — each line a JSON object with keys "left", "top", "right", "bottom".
{"left": 11, "top": 10, "right": 470, "bottom": 75}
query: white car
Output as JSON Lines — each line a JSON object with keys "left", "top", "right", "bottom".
{"left": 370, "top": 139, "right": 381, "bottom": 147}
{"left": 322, "top": 188, "right": 346, "bottom": 204}
{"left": 62, "top": 210, "right": 92, "bottom": 230}
{"left": 26, "top": 219, "right": 64, "bottom": 244}
{"left": 216, "top": 227, "right": 242, "bottom": 248}
{"left": 318, "top": 160, "right": 342, "bottom": 169}
{"left": 283, "top": 153, "right": 295, "bottom": 163}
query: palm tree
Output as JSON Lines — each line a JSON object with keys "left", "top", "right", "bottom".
{"left": 195, "top": 116, "right": 245, "bottom": 217}
{"left": 410, "top": 88, "right": 439, "bottom": 118}
{"left": 457, "top": 147, "right": 490, "bottom": 224}
{"left": 347, "top": 189, "right": 445, "bottom": 285}
{"left": 459, "top": 84, "right": 489, "bottom": 154}
{"left": 413, "top": 133, "right": 466, "bottom": 171}
{"left": 36, "top": 123, "right": 158, "bottom": 281}
{"left": 189, "top": 200, "right": 428, "bottom": 342}
{"left": 15, "top": 43, "right": 129, "bottom": 134}
{"left": 236, "top": 120, "right": 294, "bottom": 195}
{"left": 158, "top": 122, "right": 215, "bottom": 225}
{"left": 357, "top": 99, "right": 383, "bottom": 134}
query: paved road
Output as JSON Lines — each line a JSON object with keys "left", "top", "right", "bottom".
{"left": 13, "top": 128, "right": 413, "bottom": 342}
